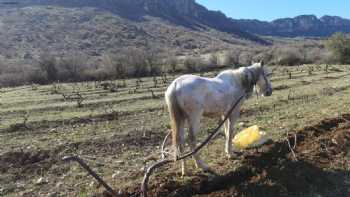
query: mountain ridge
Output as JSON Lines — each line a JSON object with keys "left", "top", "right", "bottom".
{"left": 0, "top": 0, "right": 266, "bottom": 44}
{"left": 234, "top": 14, "right": 350, "bottom": 37}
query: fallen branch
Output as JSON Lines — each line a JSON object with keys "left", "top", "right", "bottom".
{"left": 141, "top": 94, "right": 246, "bottom": 197}
{"left": 62, "top": 155, "right": 119, "bottom": 197}
{"left": 286, "top": 131, "right": 298, "bottom": 162}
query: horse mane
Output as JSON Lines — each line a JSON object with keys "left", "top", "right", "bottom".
{"left": 216, "top": 64, "right": 262, "bottom": 98}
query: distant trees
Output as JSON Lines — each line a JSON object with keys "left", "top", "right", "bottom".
{"left": 101, "top": 47, "right": 163, "bottom": 78}
{"left": 273, "top": 47, "right": 304, "bottom": 66}
{"left": 38, "top": 53, "right": 58, "bottom": 82}
{"left": 208, "top": 53, "right": 220, "bottom": 67}
{"left": 59, "top": 54, "right": 86, "bottom": 81}
{"left": 184, "top": 57, "right": 201, "bottom": 72}
{"left": 325, "top": 32, "right": 350, "bottom": 64}
{"left": 6, "top": 35, "right": 350, "bottom": 87}
{"left": 166, "top": 55, "right": 179, "bottom": 73}
{"left": 38, "top": 53, "right": 86, "bottom": 83}
{"left": 224, "top": 50, "right": 240, "bottom": 67}
{"left": 101, "top": 53, "right": 127, "bottom": 78}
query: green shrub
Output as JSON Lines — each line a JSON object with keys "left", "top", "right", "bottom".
{"left": 325, "top": 32, "right": 350, "bottom": 64}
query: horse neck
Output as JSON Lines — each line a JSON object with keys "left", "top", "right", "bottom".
{"left": 246, "top": 65, "right": 261, "bottom": 83}
{"left": 216, "top": 70, "right": 239, "bottom": 86}
{"left": 238, "top": 65, "right": 262, "bottom": 96}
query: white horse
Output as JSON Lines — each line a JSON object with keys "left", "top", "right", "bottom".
{"left": 165, "top": 61, "right": 272, "bottom": 176}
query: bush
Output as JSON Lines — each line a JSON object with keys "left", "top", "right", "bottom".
{"left": 208, "top": 53, "right": 220, "bottom": 67}
{"left": 239, "top": 51, "right": 254, "bottom": 66}
{"left": 223, "top": 50, "right": 240, "bottom": 67}
{"left": 184, "top": 57, "right": 201, "bottom": 72}
{"left": 166, "top": 56, "right": 179, "bottom": 73}
{"left": 101, "top": 54, "right": 127, "bottom": 79}
{"left": 38, "top": 53, "right": 58, "bottom": 82}
{"left": 305, "top": 47, "right": 324, "bottom": 64}
{"left": 58, "top": 54, "right": 86, "bottom": 81}
{"left": 325, "top": 32, "right": 350, "bottom": 64}
{"left": 273, "top": 47, "right": 304, "bottom": 66}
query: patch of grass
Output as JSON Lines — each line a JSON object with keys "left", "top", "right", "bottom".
{"left": 0, "top": 64, "right": 350, "bottom": 196}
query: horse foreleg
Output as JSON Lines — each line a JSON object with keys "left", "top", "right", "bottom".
{"left": 225, "top": 110, "right": 240, "bottom": 159}
{"left": 224, "top": 119, "right": 233, "bottom": 158}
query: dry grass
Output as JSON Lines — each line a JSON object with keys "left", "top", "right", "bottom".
{"left": 0, "top": 64, "right": 350, "bottom": 196}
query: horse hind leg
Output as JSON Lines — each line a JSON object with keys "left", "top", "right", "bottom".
{"left": 188, "top": 115, "right": 210, "bottom": 172}
{"left": 177, "top": 119, "right": 188, "bottom": 176}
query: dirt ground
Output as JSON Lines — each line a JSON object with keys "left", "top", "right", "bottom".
{"left": 129, "top": 114, "right": 350, "bottom": 197}
{"left": 1, "top": 113, "right": 350, "bottom": 197}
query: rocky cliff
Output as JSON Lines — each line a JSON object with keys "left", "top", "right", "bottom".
{"left": 235, "top": 15, "right": 350, "bottom": 37}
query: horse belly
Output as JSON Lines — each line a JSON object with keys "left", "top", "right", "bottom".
{"left": 202, "top": 95, "right": 227, "bottom": 117}
{"left": 176, "top": 76, "right": 231, "bottom": 117}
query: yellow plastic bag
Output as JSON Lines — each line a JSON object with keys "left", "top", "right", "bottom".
{"left": 232, "top": 125, "right": 267, "bottom": 150}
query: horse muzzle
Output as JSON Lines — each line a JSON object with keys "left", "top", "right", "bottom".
{"left": 264, "top": 88, "right": 273, "bottom": 97}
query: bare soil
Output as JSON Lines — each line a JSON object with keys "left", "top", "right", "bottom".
{"left": 1, "top": 114, "right": 349, "bottom": 196}
{"left": 132, "top": 114, "right": 350, "bottom": 197}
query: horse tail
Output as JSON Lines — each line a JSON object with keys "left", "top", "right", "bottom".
{"left": 165, "top": 82, "right": 183, "bottom": 161}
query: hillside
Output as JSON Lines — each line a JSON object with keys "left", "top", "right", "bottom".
{"left": 0, "top": 0, "right": 265, "bottom": 43}
{"left": 235, "top": 15, "right": 350, "bottom": 37}
{"left": 0, "top": 0, "right": 267, "bottom": 65}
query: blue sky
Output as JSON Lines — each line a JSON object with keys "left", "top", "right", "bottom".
{"left": 196, "top": 0, "right": 350, "bottom": 21}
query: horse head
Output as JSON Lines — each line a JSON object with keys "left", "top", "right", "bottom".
{"left": 255, "top": 61, "right": 273, "bottom": 97}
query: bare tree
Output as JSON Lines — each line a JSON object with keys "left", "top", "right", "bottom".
{"left": 59, "top": 54, "right": 86, "bottom": 81}
{"left": 184, "top": 56, "right": 201, "bottom": 72}
{"left": 38, "top": 53, "right": 58, "bottom": 82}
{"left": 209, "top": 53, "right": 220, "bottom": 67}
{"left": 101, "top": 53, "right": 127, "bottom": 79}
{"left": 224, "top": 50, "right": 240, "bottom": 67}
{"left": 166, "top": 55, "right": 178, "bottom": 73}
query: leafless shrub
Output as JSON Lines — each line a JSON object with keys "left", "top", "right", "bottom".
{"left": 101, "top": 53, "right": 127, "bottom": 79}
{"left": 152, "top": 76, "right": 158, "bottom": 88}
{"left": 103, "top": 104, "right": 119, "bottom": 120}
{"left": 128, "top": 88, "right": 138, "bottom": 94}
{"left": 308, "top": 66, "right": 314, "bottom": 75}
{"left": 325, "top": 32, "right": 350, "bottom": 64}
{"left": 100, "top": 82, "right": 112, "bottom": 90}
{"left": 305, "top": 47, "right": 324, "bottom": 64}
{"left": 38, "top": 53, "right": 58, "bottom": 82}
{"left": 50, "top": 82, "right": 62, "bottom": 94}
{"left": 10, "top": 111, "right": 31, "bottom": 131}
{"left": 160, "top": 73, "right": 168, "bottom": 84}
{"left": 184, "top": 56, "right": 201, "bottom": 72}
{"left": 166, "top": 55, "right": 179, "bottom": 73}
{"left": 31, "top": 83, "right": 38, "bottom": 91}
{"left": 325, "top": 64, "right": 329, "bottom": 73}
{"left": 273, "top": 47, "right": 304, "bottom": 66}
{"left": 62, "top": 92, "right": 85, "bottom": 108}
{"left": 223, "top": 50, "right": 240, "bottom": 67}
{"left": 58, "top": 54, "right": 86, "bottom": 82}
{"left": 117, "top": 80, "right": 127, "bottom": 88}
{"left": 208, "top": 53, "right": 220, "bottom": 67}
{"left": 149, "top": 88, "right": 157, "bottom": 99}
{"left": 239, "top": 51, "right": 254, "bottom": 66}
{"left": 136, "top": 78, "right": 143, "bottom": 89}
{"left": 21, "top": 111, "right": 30, "bottom": 130}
